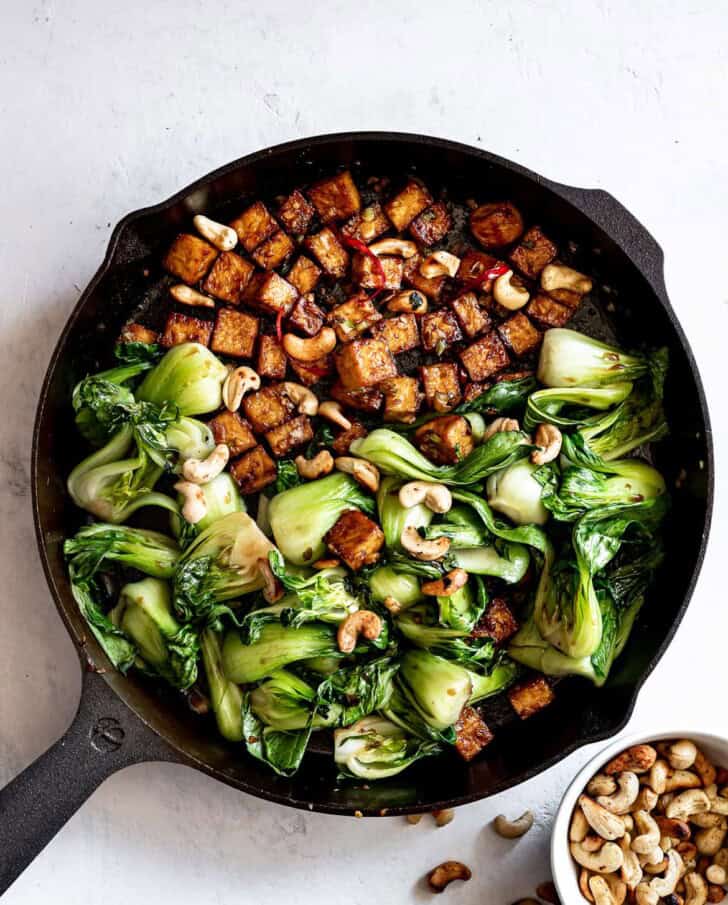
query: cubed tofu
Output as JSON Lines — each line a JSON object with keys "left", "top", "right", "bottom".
{"left": 497, "top": 312, "right": 542, "bottom": 357}
{"left": 409, "top": 201, "right": 452, "bottom": 246}
{"left": 332, "top": 421, "right": 368, "bottom": 455}
{"left": 470, "top": 201, "right": 524, "bottom": 249}
{"left": 340, "top": 202, "right": 390, "bottom": 244}
{"left": 459, "top": 331, "right": 510, "bottom": 381}
{"left": 229, "top": 201, "right": 278, "bottom": 252}
{"left": 527, "top": 293, "right": 573, "bottom": 328}
{"left": 414, "top": 415, "right": 473, "bottom": 465}
{"left": 450, "top": 291, "right": 491, "bottom": 338}
{"left": 277, "top": 189, "right": 315, "bottom": 235}
{"left": 288, "top": 354, "right": 333, "bottom": 386}
{"left": 547, "top": 287, "right": 582, "bottom": 309}
{"left": 420, "top": 309, "right": 463, "bottom": 353}
{"left": 307, "top": 170, "right": 361, "bottom": 223}
{"left": 242, "top": 385, "right": 296, "bottom": 433}
{"left": 330, "top": 381, "right": 384, "bottom": 414}
{"left": 324, "top": 509, "right": 384, "bottom": 571}
{"left": 370, "top": 313, "right": 420, "bottom": 355}
{"left": 380, "top": 376, "right": 423, "bottom": 423}
{"left": 202, "top": 251, "right": 255, "bottom": 304}
{"left": 305, "top": 227, "right": 349, "bottom": 277}
{"left": 120, "top": 323, "right": 158, "bottom": 345}
{"left": 243, "top": 272, "right": 298, "bottom": 316}
{"left": 229, "top": 445, "right": 277, "bottom": 495}
{"left": 507, "top": 676, "right": 555, "bottom": 720}
{"left": 384, "top": 180, "right": 433, "bottom": 231}
{"left": 256, "top": 334, "right": 288, "bottom": 379}
{"left": 163, "top": 233, "right": 218, "bottom": 284}
{"left": 328, "top": 294, "right": 382, "bottom": 342}
{"left": 463, "top": 381, "right": 490, "bottom": 403}
{"left": 471, "top": 598, "right": 519, "bottom": 644}
{"left": 456, "top": 250, "right": 502, "bottom": 290}
{"left": 420, "top": 363, "right": 462, "bottom": 413}
{"left": 160, "top": 312, "right": 213, "bottom": 347}
{"left": 286, "top": 255, "right": 321, "bottom": 295}
{"left": 264, "top": 414, "right": 314, "bottom": 458}
{"left": 208, "top": 411, "right": 257, "bottom": 457}
{"left": 402, "top": 254, "right": 446, "bottom": 300}
{"left": 334, "top": 338, "right": 398, "bottom": 389}
{"left": 288, "top": 293, "right": 326, "bottom": 337}
{"left": 210, "top": 308, "right": 259, "bottom": 358}
{"left": 454, "top": 707, "right": 494, "bottom": 762}
{"left": 351, "top": 253, "right": 403, "bottom": 290}
{"left": 509, "top": 225, "right": 558, "bottom": 279}
{"left": 251, "top": 230, "right": 295, "bottom": 270}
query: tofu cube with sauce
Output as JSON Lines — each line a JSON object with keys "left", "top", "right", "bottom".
{"left": 527, "top": 293, "right": 573, "bottom": 328}
{"left": 507, "top": 676, "right": 555, "bottom": 720}
{"left": 459, "top": 331, "right": 510, "bottom": 381}
{"left": 370, "top": 313, "right": 420, "bottom": 355}
{"left": 256, "top": 334, "right": 288, "bottom": 379}
{"left": 330, "top": 381, "right": 384, "bottom": 414}
{"left": 334, "top": 338, "right": 398, "bottom": 389}
{"left": 509, "top": 226, "right": 558, "bottom": 279}
{"left": 229, "top": 201, "right": 278, "bottom": 252}
{"left": 328, "top": 294, "right": 382, "bottom": 342}
{"left": 307, "top": 170, "right": 361, "bottom": 223}
{"left": 242, "top": 385, "right": 296, "bottom": 433}
{"left": 305, "top": 227, "right": 350, "bottom": 277}
{"left": 409, "top": 201, "right": 452, "bottom": 246}
{"left": 380, "top": 376, "right": 423, "bottom": 423}
{"left": 210, "top": 308, "right": 259, "bottom": 358}
{"left": 450, "top": 291, "right": 491, "bottom": 338}
{"left": 202, "top": 251, "right": 255, "bottom": 304}
{"left": 324, "top": 509, "right": 384, "bottom": 571}
{"left": 264, "top": 414, "right": 314, "bottom": 458}
{"left": 163, "top": 234, "right": 218, "bottom": 284}
{"left": 251, "top": 230, "right": 295, "bottom": 270}
{"left": 384, "top": 181, "right": 433, "bottom": 231}
{"left": 286, "top": 255, "right": 322, "bottom": 295}
{"left": 160, "top": 312, "right": 213, "bottom": 348}
{"left": 341, "top": 202, "right": 391, "bottom": 244}
{"left": 454, "top": 707, "right": 494, "bottom": 762}
{"left": 497, "top": 312, "right": 542, "bottom": 357}
{"left": 288, "top": 293, "right": 326, "bottom": 337}
{"left": 243, "top": 272, "right": 299, "bottom": 316}
{"left": 421, "top": 309, "right": 462, "bottom": 353}
{"left": 351, "top": 253, "right": 403, "bottom": 290}
{"left": 208, "top": 412, "right": 257, "bottom": 457}
{"left": 413, "top": 415, "right": 473, "bottom": 465}
{"left": 277, "top": 189, "right": 315, "bottom": 235}
{"left": 229, "top": 445, "right": 277, "bottom": 495}
{"left": 420, "top": 362, "right": 462, "bottom": 413}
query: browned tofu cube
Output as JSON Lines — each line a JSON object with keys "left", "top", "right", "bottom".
{"left": 409, "top": 201, "right": 452, "bottom": 246}
{"left": 286, "top": 255, "right": 321, "bottom": 295}
{"left": 340, "top": 202, "right": 390, "bottom": 244}
{"left": 243, "top": 272, "right": 298, "bottom": 316}
{"left": 352, "top": 253, "right": 403, "bottom": 290}
{"left": 547, "top": 287, "right": 582, "bottom": 309}
{"left": 456, "top": 250, "right": 502, "bottom": 291}
{"left": 459, "top": 331, "right": 510, "bottom": 381}
{"left": 288, "top": 293, "right": 326, "bottom": 337}
{"left": 421, "top": 309, "right": 462, "bottom": 353}
{"left": 509, "top": 225, "right": 558, "bottom": 279}
{"left": 288, "top": 355, "right": 333, "bottom": 386}
{"left": 163, "top": 233, "right": 218, "bottom": 284}
{"left": 256, "top": 334, "right": 288, "bottom": 380}
{"left": 454, "top": 707, "right": 494, "bottom": 762}
{"left": 208, "top": 411, "right": 257, "bottom": 457}
{"left": 306, "top": 170, "right": 361, "bottom": 223}
{"left": 328, "top": 294, "right": 382, "bottom": 342}
{"left": 384, "top": 180, "right": 433, "bottom": 231}
{"left": 420, "top": 363, "right": 462, "bottom": 413}
{"left": 277, "top": 189, "right": 315, "bottom": 235}
{"left": 305, "top": 227, "right": 349, "bottom": 277}
{"left": 527, "top": 293, "right": 573, "bottom": 328}
{"left": 414, "top": 415, "right": 473, "bottom": 465}
{"left": 120, "top": 323, "right": 158, "bottom": 345}
{"left": 229, "top": 201, "right": 278, "bottom": 252}
{"left": 507, "top": 676, "right": 555, "bottom": 720}
{"left": 324, "top": 509, "right": 384, "bottom": 571}
{"left": 202, "top": 251, "right": 255, "bottom": 304}
{"left": 380, "top": 376, "right": 423, "bottom": 423}
{"left": 402, "top": 254, "right": 446, "bottom": 300}
{"left": 330, "top": 381, "right": 384, "bottom": 414}
{"left": 334, "top": 338, "right": 398, "bottom": 390}
{"left": 470, "top": 201, "right": 524, "bottom": 249}
{"left": 242, "top": 385, "right": 296, "bottom": 433}
{"left": 450, "top": 291, "right": 491, "bottom": 338}
{"left": 264, "top": 414, "right": 314, "bottom": 458}
{"left": 370, "top": 313, "right": 420, "bottom": 355}
{"left": 160, "top": 312, "right": 213, "bottom": 348}
{"left": 497, "top": 312, "right": 542, "bottom": 357}
{"left": 471, "top": 598, "right": 519, "bottom": 644}
{"left": 210, "top": 308, "right": 259, "bottom": 358}
{"left": 332, "top": 421, "right": 368, "bottom": 455}
{"left": 251, "top": 230, "right": 295, "bottom": 270}
{"left": 463, "top": 381, "right": 490, "bottom": 403}
{"left": 229, "top": 445, "right": 277, "bottom": 495}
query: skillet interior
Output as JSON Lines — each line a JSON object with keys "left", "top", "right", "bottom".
{"left": 32, "top": 133, "right": 712, "bottom": 814}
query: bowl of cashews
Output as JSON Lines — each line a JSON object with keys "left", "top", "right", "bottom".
{"left": 551, "top": 730, "right": 728, "bottom": 905}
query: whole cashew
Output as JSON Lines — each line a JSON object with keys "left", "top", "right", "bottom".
{"left": 631, "top": 788, "right": 659, "bottom": 814}
{"left": 635, "top": 883, "right": 659, "bottom": 905}
{"left": 169, "top": 284, "right": 215, "bottom": 308}
{"left": 493, "top": 269, "right": 530, "bottom": 310}
{"left": 336, "top": 610, "right": 382, "bottom": 654}
{"left": 666, "top": 790, "right": 711, "bottom": 821}
{"left": 706, "top": 865, "right": 727, "bottom": 885}
{"left": 295, "top": 450, "right": 334, "bottom": 480}
{"left": 580, "top": 795, "right": 626, "bottom": 841}
{"left": 427, "top": 861, "right": 471, "bottom": 893}
{"left": 222, "top": 366, "right": 260, "bottom": 412}
{"left": 193, "top": 213, "right": 238, "bottom": 251}
{"left": 368, "top": 238, "right": 418, "bottom": 258}
{"left": 692, "top": 812, "right": 725, "bottom": 828}
{"left": 335, "top": 456, "right": 380, "bottom": 492}
{"left": 695, "top": 822, "right": 728, "bottom": 856}
{"left": 590, "top": 875, "right": 627, "bottom": 905}
{"left": 318, "top": 400, "right": 352, "bottom": 430}
{"left": 589, "top": 775, "right": 618, "bottom": 798}
{"left": 668, "top": 740, "right": 698, "bottom": 771}
{"left": 531, "top": 423, "right": 563, "bottom": 466}
{"left": 258, "top": 557, "right": 284, "bottom": 604}
{"left": 484, "top": 416, "right": 520, "bottom": 440}
{"left": 283, "top": 327, "right": 337, "bottom": 362}
{"left": 383, "top": 596, "right": 401, "bottom": 615}
{"left": 581, "top": 835, "right": 607, "bottom": 852}
{"left": 648, "top": 759, "right": 670, "bottom": 795}
{"left": 570, "top": 841, "right": 624, "bottom": 874}
{"left": 714, "top": 847, "right": 728, "bottom": 870}
{"left": 598, "top": 772, "right": 640, "bottom": 815}
{"left": 182, "top": 444, "right": 230, "bottom": 484}
{"left": 708, "top": 793, "right": 728, "bottom": 816}
{"left": 400, "top": 526, "right": 451, "bottom": 561}
{"left": 641, "top": 847, "right": 666, "bottom": 868}
{"left": 619, "top": 835, "right": 643, "bottom": 890}
{"left": 605, "top": 745, "right": 658, "bottom": 776}
{"left": 419, "top": 250, "right": 460, "bottom": 278}
{"left": 174, "top": 481, "right": 207, "bottom": 524}
{"left": 683, "top": 871, "right": 709, "bottom": 905}
{"left": 693, "top": 749, "right": 717, "bottom": 787}
{"left": 571, "top": 808, "right": 590, "bottom": 843}
{"left": 421, "top": 568, "right": 468, "bottom": 598}
{"left": 432, "top": 809, "right": 455, "bottom": 827}
{"left": 665, "top": 770, "right": 703, "bottom": 793}
{"left": 398, "top": 481, "right": 452, "bottom": 514}
{"left": 540, "top": 262, "right": 593, "bottom": 295}
{"left": 386, "top": 289, "right": 428, "bottom": 314}
{"left": 280, "top": 382, "right": 319, "bottom": 415}
{"left": 580, "top": 869, "right": 596, "bottom": 903}
{"left": 632, "top": 810, "right": 661, "bottom": 854}
{"left": 655, "top": 817, "right": 692, "bottom": 841}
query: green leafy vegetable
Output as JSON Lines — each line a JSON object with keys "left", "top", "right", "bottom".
{"left": 317, "top": 656, "right": 399, "bottom": 726}
{"left": 486, "top": 459, "right": 549, "bottom": 526}
{"left": 249, "top": 669, "right": 340, "bottom": 730}
{"left": 467, "top": 658, "right": 519, "bottom": 703}
{"left": 172, "top": 472, "right": 246, "bottom": 540}
{"left": 137, "top": 342, "right": 228, "bottom": 416}
{"left": 524, "top": 383, "right": 633, "bottom": 431}
{"left": 369, "top": 566, "right": 424, "bottom": 610}
{"left": 377, "top": 476, "right": 433, "bottom": 550}
{"left": 455, "top": 376, "right": 538, "bottom": 415}
{"left": 451, "top": 543, "right": 530, "bottom": 583}
{"left": 436, "top": 575, "right": 488, "bottom": 633}
{"left": 396, "top": 649, "right": 472, "bottom": 731}
{"left": 69, "top": 568, "right": 137, "bottom": 672}
{"left": 222, "top": 622, "right": 340, "bottom": 684}
{"left": 537, "top": 329, "right": 652, "bottom": 388}
{"left": 64, "top": 523, "right": 181, "bottom": 579}
{"left": 242, "top": 692, "right": 314, "bottom": 777}
{"left": 334, "top": 716, "right": 440, "bottom": 780}
{"left": 200, "top": 628, "right": 244, "bottom": 741}
{"left": 114, "top": 340, "right": 164, "bottom": 365}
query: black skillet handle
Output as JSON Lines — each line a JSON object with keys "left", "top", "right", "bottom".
{"left": 0, "top": 668, "right": 178, "bottom": 895}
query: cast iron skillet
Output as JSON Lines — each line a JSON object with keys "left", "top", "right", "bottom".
{"left": 0, "top": 133, "right": 713, "bottom": 893}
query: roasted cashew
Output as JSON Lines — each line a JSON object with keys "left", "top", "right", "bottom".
{"left": 181, "top": 443, "right": 230, "bottom": 484}
{"left": 632, "top": 788, "right": 659, "bottom": 814}
{"left": 634, "top": 882, "right": 659, "bottom": 905}
{"left": 708, "top": 793, "right": 728, "bottom": 816}
{"left": 531, "top": 423, "right": 563, "bottom": 466}
{"left": 683, "top": 871, "right": 709, "bottom": 905}
{"left": 581, "top": 835, "right": 607, "bottom": 852}
{"left": 580, "top": 795, "right": 626, "bottom": 841}
{"left": 622, "top": 814, "right": 634, "bottom": 833}
{"left": 540, "top": 262, "right": 593, "bottom": 295}
{"left": 427, "top": 860, "right": 471, "bottom": 893}
{"left": 666, "top": 790, "right": 711, "bottom": 821}
{"left": 580, "top": 869, "right": 596, "bottom": 903}
{"left": 335, "top": 456, "right": 380, "bottom": 492}
{"left": 493, "top": 269, "right": 530, "bottom": 310}
{"left": 169, "top": 284, "right": 215, "bottom": 308}
{"left": 419, "top": 250, "right": 460, "bottom": 278}
{"left": 655, "top": 817, "right": 692, "bottom": 841}
{"left": 383, "top": 596, "right": 401, "bottom": 615}
{"left": 693, "top": 750, "right": 717, "bottom": 787}
{"left": 619, "top": 835, "right": 643, "bottom": 890}
{"left": 295, "top": 450, "right": 333, "bottom": 480}
{"left": 492, "top": 810, "right": 534, "bottom": 839}
{"left": 279, "top": 382, "right": 319, "bottom": 415}
{"left": 668, "top": 740, "right": 698, "bottom": 771}
{"left": 571, "top": 808, "right": 590, "bottom": 842}
{"left": 368, "top": 238, "right": 418, "bottom": 258}
{"left": 665, "top": 770, "right": 703, "bottom": 793}
{"left": 432, "top": 808, "right": 455, "bottom": 827}
{"left": 714, "top": 847, "right": 728, "bottom": 870}
{"left": 193, "top": 213, "right": 238, "bottom": 251}
{"left": 222, "top": 366, "right": 260, "bottom": 412}
{"left": 706, "top": 865, "right": 727, "bottom": 885}
{"left": 174, "top": 480, "right": 207, "bottom": 524}
{"left": 695, "top": 822, "right": 727, "bottom": 856}
{"left": 406, "top": 814, "right": 422, "bottom": 825}
{"left": 598, "top": 772, "right": 640, "bottom": 815}
{"left": 283, "top": 327, "right": 337, "bottom": 362}
{"left": 691, "top": 812, "right": 725, "bottom": 828}
{"left": 398, "top": 481, "right": 452, "bottom": 514}
{"left": 641, "top": 847, "right": 666, "bottom": 868}
{"left": 421, "top": 568, "right": 468, "bottom": 598}
{"left": 606, "top": 745, "right": 658, "bottom": 776}
{"left": 648, "top": 759, "right": 670, "bottom": 795}
{"left": 400, "top": 526, "right": 451, "bottom": 561}
{"left": 386, "top": 289, "right": 428, "bottom": 314}
{"left": 484, "top": 416, "right": 520, "bottom": 440}
{"left": 570, "top": 841, "right": 624, "bottom": 873}
{"left": 258, "top": 557, "right": 284, "bottom": 604}
{"left": 590, "top": 875, "right": 626, "bottom": 905}
{"left": 336, "top": 610, "right": 382, "bottom": 654}
{"left": 632, "top": 810, "right": 661, "bottom": 854}
{"left": 589, "top": 775, "right": 618, "bottom": 798}
{"left": 318, "top": 400, "right": 352, "bottom": 430}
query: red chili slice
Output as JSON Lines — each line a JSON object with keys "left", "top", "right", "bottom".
{"left": 341, "top": 235, "right": 387, "bottom": 298}
{"left": 481, "top": 262, "right": 510, "bottom": 283}
{"left": 276, "top": 308, "right": 285, "bottom": 344}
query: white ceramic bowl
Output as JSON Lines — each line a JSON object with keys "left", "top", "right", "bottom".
{"left": 551, "top": 729, "right": 728, "bottom": 903}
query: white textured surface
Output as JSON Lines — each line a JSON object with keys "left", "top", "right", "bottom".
{"left": 1, "top": 1, "right": 726, "bottom": 902}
